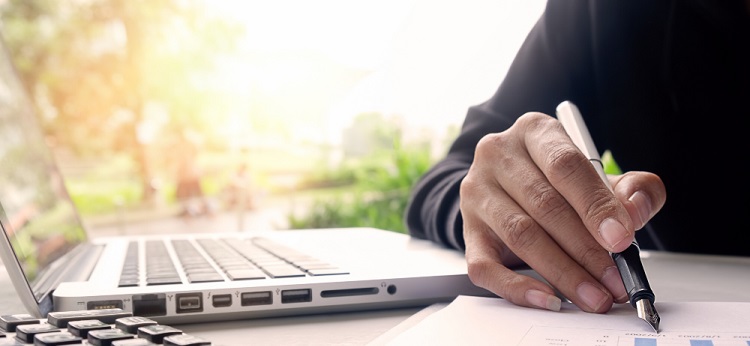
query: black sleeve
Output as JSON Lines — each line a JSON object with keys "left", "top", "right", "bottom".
{"left": 404, "top": 0, "right": 597, "bottom": 251}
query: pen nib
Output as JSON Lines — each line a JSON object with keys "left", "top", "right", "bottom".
{"left": 635, "top": 299, "right": 660, "bottom": 333}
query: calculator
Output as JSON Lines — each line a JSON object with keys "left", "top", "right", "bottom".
{"left": 0, "top": 308, "right": 211, "bottom": 345}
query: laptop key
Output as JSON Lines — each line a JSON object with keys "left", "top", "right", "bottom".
{"left": 307, "top": 268, "right": 350, "bottom": 276}
{"left": 226, "top": 269, "right": 267, "bottom": 280}
{"left": 262, "top": 266, "right": 307, "bottom": 278}
{"left": 186, "top": 273, "right": 224, "bottom": 283}
{"left": 118, "top": 242, "right": 140, "bottom": 288}
{"left": 145, "top": 277, "right": 182, "bottom": 285}
{"left": 119, "top": 272, "right": 140, "bottom": 286}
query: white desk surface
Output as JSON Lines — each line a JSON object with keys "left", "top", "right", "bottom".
{"left": 2, "top": 251, "right": 749, "bottom": 345}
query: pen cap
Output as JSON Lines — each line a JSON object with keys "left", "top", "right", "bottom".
{"left": 555, "top": 101, "right": 611, "bottom": 190}
{"left": 556, "top": 101, "right": 601, "bottom": 162}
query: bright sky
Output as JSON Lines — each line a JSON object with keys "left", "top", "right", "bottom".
{"left": 208, "top": 0, "right": 547, "bottom": 146}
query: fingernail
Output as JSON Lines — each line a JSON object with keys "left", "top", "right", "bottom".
{"left": 525, "top": 289, "right": 562, "bottom": 311}
{"left": 576, "top": 282, "right": 608, "bottom": 311}
{"left": 601, "top": 266, "right": 627, "bottom": 302}
{"left": 628, "top": 191, "right": 652, "bottom": 230}
{"left": 598, "top": 218, "right": 628, "bottom": 250}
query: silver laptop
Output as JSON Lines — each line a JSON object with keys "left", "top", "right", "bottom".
{"left": 0, "top": 35, "right": 488, "bottom": 324}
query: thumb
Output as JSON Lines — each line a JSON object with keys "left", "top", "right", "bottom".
{"left": 611, "top": 171, "right": 666, "bottom": 231}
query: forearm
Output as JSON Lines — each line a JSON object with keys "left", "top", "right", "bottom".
{"left": 405, "top": 154, "right": 469, "bottom": 251}
{"left": 404, "top": 104, "right": 516, "bottom": 251}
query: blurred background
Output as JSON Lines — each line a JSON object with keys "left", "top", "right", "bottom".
{"left": 0, "top": 0, "right": 545, "bottom": 237}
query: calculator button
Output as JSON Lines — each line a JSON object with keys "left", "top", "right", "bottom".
{"left": 14, "top": 323, "right": 61, "bottom": 343}
{"left": 0, "top": 309, "right": 214, "bottom": 345}
{"left": 163, "top": 334, "right": 212, "bottom": 346}
{"left": 87, "top": 328, "right": 135, "bottom": 346}
{"left": 67, "top": 319, "right": 111, "bottom": 337}
{"left": 111, "top": 339, "right": 158, "bottom": 346}
{"left": 137, "top": 325, "right": 182, "bottom": 344}
{"left": 0, "top": 313, "right": 39, "bottom": 332}
{"left": 33, "top": 331, "right": 83, "bottom": 345}
{"left": 115, "top": 316, "right": 158, "bottom": 334}
{"left": 47, "top": 308, "right": 133, "bottom": 328}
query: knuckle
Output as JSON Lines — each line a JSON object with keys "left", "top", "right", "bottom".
{"left": 459, "top": 175, "right": 485, "bottom": 212}
{"left": 500, "top": 212, "right": 539, "bottom": 251}
{"left": 584, "top": 193, "right": 619, "bottom": 223}
{"left": 543, "top": 265, "right": 566, "bottom": 285}
{"left": 473, "top": 132, "right": 519, "bottom": 169}
{"left": 524, "top": 180, "right": 567, "bottom": 221}
{"left": 544, "top": 144, "right": 587, "bottom": 185}
{"left": 466, "top": 256, "right": 516, "bottom": 298}
{"left": 546, "top": 260, "right": 578, "bottom": 286}
{"left": 466, "top": 256, "right": 494, "bottom": 287}
{"left": 459, "top": 173, "right": 480, "bottom": 196}
{"left": 516, "top": 111, "right": 553, "bottom": 128}
{"left": 475, "top": 133, "right": 508, "bottom": 161}
{"left": 576, "top": 245, "right": 606, "bottom": 269}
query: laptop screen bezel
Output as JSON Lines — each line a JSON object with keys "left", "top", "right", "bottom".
{"left": 0, "top": 33, "right": 94, "bottom": 318}
{"left": 0, "top": 206, "right": 54, "bottom": 317}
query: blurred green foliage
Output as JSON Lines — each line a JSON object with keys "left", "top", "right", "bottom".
{"left": 1, "top": 2, "right": 449, "bottom": 231}
{"left": 0, "top": 0, "right": 244, "bottom": 204}
{"left": 602, "top": 150, "right": 622, "bottom": 175}
{"left": 288, "top": 141, "right": 433, "bottom": 234}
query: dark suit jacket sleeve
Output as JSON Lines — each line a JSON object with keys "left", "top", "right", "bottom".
{"left": 404, "top": 0, "right": 597, "bottom": 251}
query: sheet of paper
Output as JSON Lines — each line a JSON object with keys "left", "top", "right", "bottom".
{"left": 380, "top": 295, "right": 750, "bottom": 345}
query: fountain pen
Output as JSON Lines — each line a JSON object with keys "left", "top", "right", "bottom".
{"left": 556, "top": 101, "right": 660, "bottom": 333}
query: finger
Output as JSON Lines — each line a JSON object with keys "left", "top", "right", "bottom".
{"left": 521, "top": 113, "right": 635, "bottom": 253}
{"left": 462, "top": 218, "right": 562, "bottom": 311}
{"left": 610, "top": 172, "right": 666, "bottom": 230}
{"left": 462, "top": 159, "right": 616, "bottom": 312}
{"left": 473, "top": 191, "right": 615, "bottom": 313}
{"left": 474, "top": 115, "right": 627, "bottom": 304}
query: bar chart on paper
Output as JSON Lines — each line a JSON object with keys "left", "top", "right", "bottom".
{"left": 380, "top": 297, "right": 750, "bottom": 346}
{"left": 518, "top": 326, "right": 750, "bottom": 346}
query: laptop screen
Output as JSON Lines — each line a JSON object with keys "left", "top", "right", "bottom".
{"left": 0, "top": 36, "right": 87, "bottom": 301}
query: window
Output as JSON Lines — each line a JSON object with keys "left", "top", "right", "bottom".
{"left": 0, "top": 0, "right": 546, "bottom": 235}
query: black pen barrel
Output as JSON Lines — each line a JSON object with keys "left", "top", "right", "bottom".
{"left": 611, "top": 242, "right": 655, "bottom": 307}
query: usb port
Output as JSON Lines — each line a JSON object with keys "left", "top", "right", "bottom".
{"left": 281, "top": 289, "right": 312, "bottom": 304}
{"left": 175, "top": 293, "right": 203, "bottom": 313}
{"left": 241, "top": 291, "right": 273, "bottom": 306}
{"left": 212, "top": 294, "right": 232, "bottom": 308}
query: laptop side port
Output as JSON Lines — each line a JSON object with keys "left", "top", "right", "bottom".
{"left": 211, "top": 294, "right": 232, "bottom": 308}
{"left": 87, "top": 299, "right": 124, "bottom": 310}
{"left": 241, "top": 291, "right": 273, "bottom": 306}
{"left": 320, "top": 287, "right": 379, "bottom": 298}
{"left": 281, "top": 289, "right": 312, "bottom": 304}
{"left": 133, "top": 294, "right": 167, "bottom": 317}
{"left": 175, "top": 293, "right": 203, "bottom": 313}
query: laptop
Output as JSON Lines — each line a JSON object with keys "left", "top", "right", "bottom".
{"left": 0, "top": 35, "right": 489, "bottom": 324}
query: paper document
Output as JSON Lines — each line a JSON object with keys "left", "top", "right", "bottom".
{"left": 381, "top": 295, "right": 750, "bottom": 345}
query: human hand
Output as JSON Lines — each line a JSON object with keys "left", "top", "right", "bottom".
{"left": 460, "top": 112, "right": 666, "bottom": 313}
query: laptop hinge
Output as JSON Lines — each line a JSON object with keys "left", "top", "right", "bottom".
{"left": 32, "top": 243, "right": 104, "bottom": 301}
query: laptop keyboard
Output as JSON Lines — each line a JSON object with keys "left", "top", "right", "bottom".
{"left": 119, "top": 237, "right": 348, "bottom": 287}
{"left": 0, "top": 308, "right": 211, "bottom": 345}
